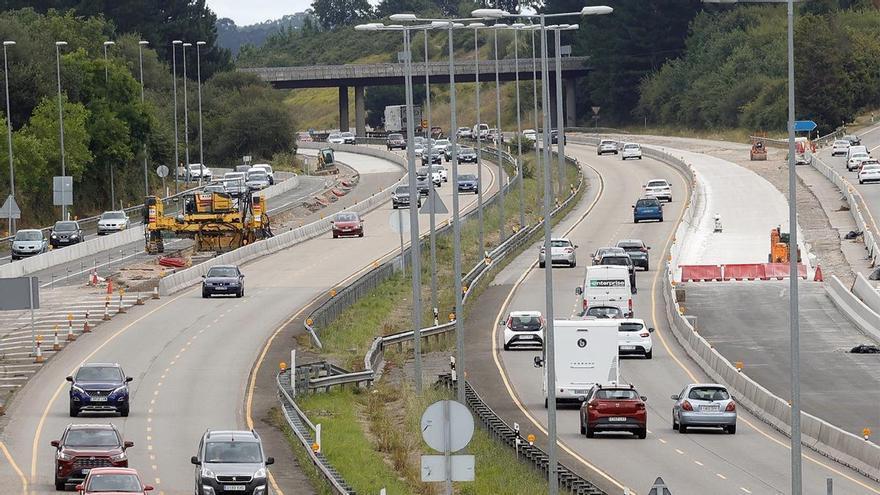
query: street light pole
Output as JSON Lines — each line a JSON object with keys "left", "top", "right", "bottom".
{"left": 424, "top": 27, "right": 438, "bottom": 326}
{"left": 172, "top": 40, "right": 182, "bottom": 195}
{"left": 138, "top": 40, "right": 149, "bottom": 197}
{"left": 2, "top": 40, "right": 15, "bottom": 234}
{"left": 102, "top": 41, "right": 114, "bottom": 83}
{"left": 182, "top": 42, "right": 192, "bottom": 186}
{"left": 473, "top": 23, "right": 485, "bottom": 257}
{"left": 512, "top": 24, "right": 525, "bottom": 229}
{"left": 55, "top": 41, "right": 68, "bottom": 220}
{"left": 553, "top": 26, "right": 576, "bottom": 199}
{"left": 196, "top": 41, "right": 206, "bottom": 182}
{"left": 104, "top": 40, "right": 117, "bottom": 209}
{"left": 493, "top": 24, "right": 507, "bottom": 242}
{"left": 530, "top": 25, "right": 542, "bottom": 215}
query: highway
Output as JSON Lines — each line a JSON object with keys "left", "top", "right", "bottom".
{"left": 0, "top": 152, "right": 499, "bottom": 494}
{"left": 483, "top": 142, "right": 880, "bottom": 494}
{"left": 816, "top": 124, "right": 880, "bottom": 235}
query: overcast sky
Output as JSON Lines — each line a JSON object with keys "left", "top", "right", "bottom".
{"left": 207, "top": 0, "right": 310, "bottom": 25}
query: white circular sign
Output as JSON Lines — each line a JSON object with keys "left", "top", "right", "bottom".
{"left": 420, "top": 400, "right": 474, "bottom": 453}
{"left": 156, "top": 165, "right": 169, "bottom": 178}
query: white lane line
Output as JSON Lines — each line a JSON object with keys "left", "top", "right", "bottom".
{"left": 716, "top": 473, "right": 727, "bottom": 480}
{"left": 658, "top": 438, "right": 668, "bottom": 444}
{"left": 694, "top": 460, "right": 704, "bottom": 466}
{"left": 740, "top": 488, "right": 752, "bottom": 494}
{"left": 674, "top": 449, "right": 684, "bottom": 455}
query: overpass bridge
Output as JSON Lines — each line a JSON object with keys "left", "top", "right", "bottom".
{"left": 240, "top": 56, "right": 590, "bottom": 135}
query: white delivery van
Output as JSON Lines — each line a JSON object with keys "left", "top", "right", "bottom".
{"left": 576, "top": 265, "right": 633, "bottom": 318}
{"left": 534, "top": 318, "right": 619, "bottom": 407}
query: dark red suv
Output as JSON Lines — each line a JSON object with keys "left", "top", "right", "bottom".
{"left": 579, "top": 383, "right": 647, "bottom": 439}
{"left": 50, "top": 423, "right": 134, "bottom": 490}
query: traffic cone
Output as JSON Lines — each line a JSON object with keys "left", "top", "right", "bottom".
{"left": 152, "top": 287, "right": 159, "bottom": 300}
{"left": 117, "top": 290, "right": 126, "bottom": 314}
{"left": 82, "top": 310, "right": 91, "bottom": 333}
{"left": 34, "top": 342, "right": 44, "bottom": 364}
{"left": 66, "top": 320, "right": 76, "bottom": 342}
{"left": 135, "top": 291, "right": 144, "bottom": 306}
{"left": 53, "top": 327, "right": 61, "bottom": 351}
{"left": 814, "top": 265, "right": 824, "bottom": 282}
{"left": 103, "top": 297, "right": 111, "bottom": 321}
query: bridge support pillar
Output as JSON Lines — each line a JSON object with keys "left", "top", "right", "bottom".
{"left": 548, "top": 79, "right": 558, "bottom": 131}
{"left": 564, "top": 78, "right": 576, "bottom": 128}
{"left": 355, "top": 86, "right": 366, "bottom": 137}
{"left": 338, "top": 86, "right": 350, "bottom": 132}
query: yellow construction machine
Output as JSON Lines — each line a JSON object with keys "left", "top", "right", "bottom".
{"left": 750, "top": 133, "right": 767, "bottom": 161}
{"left": 143, "top": 189, "right": 272, "bottom": 254}
{"left": 769, "top": 226, "right": 801, "bottom": 263}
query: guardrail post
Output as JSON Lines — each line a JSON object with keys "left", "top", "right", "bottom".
{"left": 315, "top": 423, "right": 322, "bottom": 453}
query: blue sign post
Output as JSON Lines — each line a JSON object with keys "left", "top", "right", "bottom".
{"left": 793, "top": 120, "right": 817, "bottom": 132}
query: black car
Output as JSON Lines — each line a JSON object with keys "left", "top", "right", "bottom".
{"left": 202, "top": 265, "right": 245, "bottom": 298}
{"left": 392, "top": 185, "right": 421, "bottom": 209}
{"left": 386, "top": 133, "right": 406, "bottom": 150}
{"left": 616, "top": 239, "right": 650, "bottom": 271}
{"left": 456, "top": 146, "right": 478, "bottom": 163}
{"left": 844, "top": 134, "right": 861, "bottom": 147}
{"left": 421, "top": 148, "right": 443, "bottom": 165}
{"left": 416, "top": 175, "right": 431, "bottom": 196}
{"left": 550, "top": 130, "right": 567, "bottom": 145}
{"left": 192, "top": 430, "right": 274, "bottom": 495}
{"left": 598, "top": 253, "right": 637, "bottom": 293}
{"left": 50, "top": 220, "right": 84, "bottom": 248}
{"left": 457, "top": 174, "right": 479, "bottom": 194}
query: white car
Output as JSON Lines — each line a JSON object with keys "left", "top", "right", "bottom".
{"left": 621, "top": 143, "right": 642, "bottom": 160}
{"left": 327, "top": 132, "right": 345, "bottom": 144}
{"left": 340, "top": 131, "right": 356, "bottom": 144}
{"left": 539, "top": 237, "right": 578, "bottom": 268}
{"left": 251, "top": 163, "right": 275, "bottom": 184}
{"left": 433, "top": 139, "right": 451, "bottom": 152}
{"left": 97, "top": 211, "right": 129, "bottom": 235}
{"left": 188, "top": 163, "right": 212, "bottom": 180}
{"left": 644, "top": 179, "right": 673, "bottom": 202}
{"left": 831, "top": 139, "right": 850, "bottom": 156}
{"left": 457, "top": 127, "right": 472, "bottom": 138}
{"left": 223, "top": 171, "right": 247, "bottom": 195}
{"left": 430, "top": 165, "right": 448, "bottom": 182}
{"left": 597, "top": 139, "right": 618, "bottom": 155}
{"left": 858, "top": 162, "right": 880, "bottom": 184}
{"left": 618, "top": 318, "right": 653, "bottom": 359}
{"left": 848, "top": 152, "right": 871, "bottom": 171}
{"left": 501, "top": 310, "right": 544, "bottom": 350}
{"left": 523, "top": 129, "right": 537, "bottom": 142}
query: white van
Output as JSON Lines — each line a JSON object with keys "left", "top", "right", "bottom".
{"left": 472, "top": 123, "right": 489, "bottom": 139}
{"left": 576, "top": 265, "right": 633, "bottom": 318}
{"left": 533, "top": 319, "right": 619, "bottom": 406}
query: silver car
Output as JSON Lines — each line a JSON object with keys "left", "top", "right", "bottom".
{"left": 97, "top": 210, "right": 129, "bottom": 235}
{"left": 671, "top": 383, "right": 737, "bottom": 434}
{"left": 538, "top": 237, "right": 577, "bottom": 268}
{"left": 246, "top": 170, "right": 270, "bottom": 190}
{"left": 10, "top": 229, "right": 48, "bottom": 260}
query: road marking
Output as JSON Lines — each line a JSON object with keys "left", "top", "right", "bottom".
{"left": 740, "top": 488, "right": 752, "bottom": 494}
{"left": 0, "top": 440, "right": 27, "bottom": 495}
{"left": 717, "top": 473, "right": 727, "bottom": 480}
{"left": 675, "top": 449, "right": 684, "bottom": 455}
{"left": 658, "top": 438, "right": 667, "bottom": 444}
{"left": 694, "top": 460, "right": 704, "bottom": 466}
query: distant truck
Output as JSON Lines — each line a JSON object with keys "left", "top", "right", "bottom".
{"left": 384, "top": 104, "right": 422, "bottom": 134}
{"left": 534, "top": 319, "right": 619, "bottom": 407}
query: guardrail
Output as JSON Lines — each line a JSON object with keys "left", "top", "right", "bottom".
{"left": 278, "top": 147, "right": 602, "bottom": 494}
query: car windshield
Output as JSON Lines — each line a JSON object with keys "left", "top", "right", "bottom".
{"left": 225, "top": 173, "right": 245, "bottom": 180}
{"left": 417, "top": 167, "right": 429, "bottom": 175}
{"left": 64, "top": 429, "right": 120, "bottom": 447}
{"left": 207, "top": 267, "right": 238, "bottom": 278}
{"left": 328, "top": 133, "right": 341, "bottom": 139}
{"left": 636, "top": 199, "right": 659, "bottom": 208}
{"left": 853, "top": 153, "right": 869, "bottom": 160}
{"left": 835, "top": 140, "right": 849, "bottom": 146}
{"left": 436, "top": 140, "right": 449, "bottom": 146}
{"left": 624, "top": 144, "right": 639, "bottom": 149}
{"left": 595, "top": 389, "right": 639, "bottom": 400}
{"left": 688, "top": 387, "right": 730, "bottom": 401}
{"left": 14, "top": 231, "right": 42, "bottom": 241}
{"left": 86, "top": 474, "right": 142, "bottom": 492}
{"left": 863, "top": 165, "right": 880, "bottom": 171}
{"left": 101, "top": 212, "right": 126, "bottom": 220}
{"left": 460, "top": 147, "right": 474, "bottom": 153}
{"left": 586, "top": 307, "right": 621, "bottom": 318}
{"left": 618, "top": 242, "right": 642, "bottom": 250}
{"left": 395, "top": 186, "right": 409, "bottom": 194}
{"left": 335, "top": 213, "right": 358, "bottom": 222}
{"left": 76, "top": 366, "right": 123, "bottom": 382}
{"left": 342, "top": 132, "right": 354, "bottom": 138}
{"left": 600, "top": 140, "right": 614, "bottom": 145}
{"left": 389, "top": 134, "right": 403, "bottom": 140}
{"left": 204, "top": 441, "right": 262, "bottom": 463}
{"left": 509, "top": 315, "right": 541, "bottom": 331}
{"left": 550, "top": 240, "right": 571, "bottom": 248}
{"left": 54, "top": 222, "right": 78, "bottom": 232}
{"left": 248, "top": 171, "right": 267, "bottom": 179}
{"left": 619, "top": 322, "right": 645, "bottom": 332}
{"left": 459, "top": 175, "right": 476, "bottom": 181}
{"left": 601, "top": 256, "right": 630, "bottom": 266}
{"left": 189, "top": 164, "right": 205, "bottom": 171}
{"left": 205, "top": 186, "right": 225, "bottom": 193}
{"left": 647, "top": 181, "right": 667, "bottom": 187}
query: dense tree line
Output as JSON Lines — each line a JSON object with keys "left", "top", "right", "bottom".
{"left": 0, "top": 9, "right": 296, "bottom": 226}
{"left": 217, "top": 13, "right": 313, "bottom": 56}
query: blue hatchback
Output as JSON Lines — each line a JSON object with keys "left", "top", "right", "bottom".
{"left": 67, "top": 363, "right": 132, "bottom": 417}
{"left": 633, "top": 198, "right": 663, "bottom": 223}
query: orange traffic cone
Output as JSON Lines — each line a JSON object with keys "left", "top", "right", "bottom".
{"left": 53, "top": 327, "right": 61, "bottom": 351}
{"left": 82, "top": 311, "right": 91, "bottom": 333}
{"left": 106, "top": 278, "right": 113, "bottom": 295}
{"left": 814, "top": 265, "right": 824, "bottom": 282}
{"left": 66, "top": 320, "right": 76, "bottom": 342}
{"left": 34, "top": 342, "right": 44, "bottom": 364}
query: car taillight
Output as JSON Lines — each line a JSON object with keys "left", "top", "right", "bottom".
{"left": 640, "top": 332, "right": 650, "bottom": 338}
{"left": 636, "top": 402, "right": 645, "bottom": 410}
{"left": 583, "top": 298, "right": 588, "bottom": 310}
{"left": 725, "top": 401, "right": 736, "bottom": 412}
{"left": 640, "top": 247, "right": 648, "bottom": 252}
{"left": 682, "top": 400, "right": 693, "bottom": 411}
{"left": 628, "top": 299, "right": 633, "bottom": 311}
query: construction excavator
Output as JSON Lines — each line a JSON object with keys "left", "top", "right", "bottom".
{"left": 143, "top": 188, "right": 272, "bottom": 254}
{"left": 769, "top": 226, "right": 801, "bottom": 263}
{"left": 750, "top": 133, "right": 767, "bottom": 161}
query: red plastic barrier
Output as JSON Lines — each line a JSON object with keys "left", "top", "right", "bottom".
{"left": 158, "top": 257, "right": 187, "bottom": 268}
{"left": 681, "top": 265, "right": 722, "bottom": 282}
{"left": 763, "top": 263, "right": 807, "bottom": 280}
{"left": 723, "top": 263, "right": 766, "bottom": 281}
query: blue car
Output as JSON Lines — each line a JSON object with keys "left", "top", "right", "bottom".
{"left": 67, "top": 363, "right": 132, "bottom": 417}
{"left": 457, "top": 174, "right": 479, "bottom": 194}
{"left": 633, "top": 198, "right": 663, "bottom": 223}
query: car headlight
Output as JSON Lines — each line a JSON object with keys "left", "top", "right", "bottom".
{"left": 70, "top": 234, "right": 79, "bottom": 239}
{"left": 51, "top": 234, "right": 57, "bottom": 239}
{"left": 201, "top": 467, "right": 216, "bottom": 479}
{"left": 56, "top": 450, "right": 74, "bottom": 461}
{"left": 111, "top": 385, "right": 128, "bottom": 396}
{"left": 110, "top": 452, "right": 127, "bottom": 462}
{"left": 71, "top": 385, "right": 86, "bottom": 395}
{"left": 253, "top": 467, "right": 267, "bottom": 479}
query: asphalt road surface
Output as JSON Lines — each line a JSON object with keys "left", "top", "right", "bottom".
{"left": 484, "top": 142, "right": 880, "bottom": 494}
{"left": 0, "top": 153, "right": 499, "bottom": 495}
{"left": 816, "top": 123, "right": 880, "bottom": 234}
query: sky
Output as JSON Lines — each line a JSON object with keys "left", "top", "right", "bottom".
{"left": 206, "top": 0, "right": 311, "bottom": 25}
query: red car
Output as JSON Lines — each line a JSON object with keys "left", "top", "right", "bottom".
{"left": 76, "top": 467, "right": 153, "bottom": 494}
{"left": 51, "top": 423, "right": 134, "bottom": 490}
{"left": 579, "top": 383, "right": 647, "bottom": 439}
{"left": 331, "top": 211, "right": 364, "bottom": 238}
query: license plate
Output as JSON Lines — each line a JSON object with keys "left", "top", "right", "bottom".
{"left": 224, "top": 486, "right": 247, "bottom": 492}
{"left": 620, "top": 345, "right": 636, "bottom": 350}
{"left": 572, "top": 389, "right": 590, "bottom": 395}
{"left": 90, "top": 396, "right": 107, "bottom": 402}
{"left": 215, "top": 287, "right": 227, "bottom": 291}
{"left": 609, "top": 417, "right": 627, "bottom": 422}
{"left": 700, "top": 405, "right": 720, "bottom": 412}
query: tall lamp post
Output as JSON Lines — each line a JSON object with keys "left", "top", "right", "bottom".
{"left": 511, "top": 23, "right": 526, "bottom": 229}
{"left": 196, "top": 41, "right": 206, "bottom": 184}
{"left": 492, "top": 23, "right": 507, "bottom": 242}
{"left": 103, "top": 40, "right": 117, "bottom": 208}
{"left": 182, "top": 42, "right": 193, "bottom": 185}
{"left": 421, "top": 27, "right": 438, "bottom": 326}
{"left": 471, "top": 22, "right": 488, "bottom": 257}
{"left": 138, "top": 40, "right": 149, "bottom": 197}
{"left": 172, "top": 40, "right": 182, "bottom": 195}
{"left": 528, "top": 24, "right": 543, "bottom": 214}
{"left": 3, "top": 40, "right": 15, "bottom": 234}
{"left": 55, "top": 41, "right": 68, "bottom": 220}
{"left": 551, "top": 24, "right": 578, "bottom": 199}
{"left": 472, "top": 8, "right": 612, "bottom": 494}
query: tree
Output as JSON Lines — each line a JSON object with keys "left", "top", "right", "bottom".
{"left": 311, "top": 0, "right": 374, "bottom": 30}
{"left": 365, "top": 86, "right": 406, "bottom": 128}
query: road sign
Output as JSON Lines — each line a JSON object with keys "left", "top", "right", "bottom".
{"left": 156, "top": 165, "right": 169, "bottom": 178}
{"left": 420, "top": 190, "right": 448, "bottom": 215}
{"left": 0, "top": 277, "right": 39, "bottom": 311}
{"left": 647, "top": 476, "right": 673, "bottom": 495}
{"left": 560, "top": 45, "right": 572, "bottom": 56}
{"left": 420, "top": 400, "right": 474, "bottom": 453}
{"left": 794, "top": 120, "right": 817, "bottom": 132}
{"left": 53, "top": 176, "right": 73, "bottom": 206}
{"left": 592, "top": 106, "right": 601, "bottom": 115}
{"left": 1, "top": 195, "right": 20, "bottom": 220}
{"left": 389, "top": 209, "right": 411, "bottom": 234}
{"left": 243, "top": 155, "right": 252, "bottom": 163}
{"left": 421, "top": 455, "right": 475, "bottom": 482}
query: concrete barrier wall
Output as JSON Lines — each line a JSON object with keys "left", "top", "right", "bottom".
{"left": 853, "top": 272, "right": 880, "bottom": 316}
{"left": 0, "top": 227, "right": 142, "bottom": 279}
{"left": 261, "top": 173, "right": 300, "bottom": 199}
{"left": 826, "top": 274, "right": 880, "bottom": 344}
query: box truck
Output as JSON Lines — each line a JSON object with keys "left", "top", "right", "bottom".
{"left": 384, "top": 104, "right": 422, "bottom": 134}
{"left": 534, "top": 319, "right": 619, "bottom": 407}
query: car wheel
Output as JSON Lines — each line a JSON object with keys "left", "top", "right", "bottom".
{"left": 544, "top": 398, "right": 548, "bottom": 409}
{"left": 633, "top": 218, "right": 639, "bottom": 224}
{"left": 503, "top": 342, "right": 510, "bottom": 351}
{"left": 659, "top": 217, "right": 664, "bottom": 222}
{"left": 236, "top": 289, "right": 243, "bottom": 298}
{"left": 645, "top": 263, "right": 650, "bottom": 272}
{"left": 120, "top": 405, "right": 130, "bottom": 417}
{"left": 645, "top": 349, "right": 653, "bottom": 359}
{"left": 333, "top": 232, "right": 338, "bottom": 239}
{"left": 570, "top": 261, "right": 576, "bottom": 268}
{"left": 637, "top": 428, "right": 647, "bottom": 439}
{"left": 539, "top": 262, "right": 545, "bottom": 268}
{"left": 392, "top": 204, "right": 398, "bottom": 209}
{"left": 727, "top": 425, "right": 737, "bottom": 435}
{"left": 69, "top": 403, "right": 79, "bottom": 417}
{"left": 55, "top": 476, "right": 65, "bottom": 491}
{"left": 202, "top": 290, "right": 209, "bottom": 299}
{"left": 672, "top": 414, "right": 679, "bottom": 431}
{"left": 10, "top": 255, "right": 17, "bottom": 261}
{"left": 639, "top": 156, "right": 643, "bottom": 160}
{"left": 860, "top": 179, "right": 864, "bottom": 184}
{"left": 580, "top": 419, "right": 586, "bottom": 435}
{"left": 585, "top": 422, "right": 594, "bottom": 438}
{"left": 359, "top": 232, "right": 364, "bottom": 237}
{"left": 679, "top": 424, "right": 687, "bottom": 434}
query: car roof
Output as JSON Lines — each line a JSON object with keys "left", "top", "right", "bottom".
{"left": 617, "top": 239, "right": 644, "bottom": 244}
{"left": 550, "top": 237, "right": 571, "bottom": 242}
{"left": 685, "top": 383, "right": 727, "bottom": 389}
{"left": 647, "top": 178, "right": 669, "bottom": 183}
{"left": 17, "top": 228, "right": 42, "bottom": 234}
{"left": 204, "top": 429, "right": 260, "bottom": 442}
{"left": 619, "top": 318, "right": 647, "bottom": 325}
{"left": 80, "top": 362, "right": 121, "bottom": 368}
{"left": 509, "top": 310, "right": 542, "bottom": 317}
{"left": 67, "top": 423, "right": 118, "bottom": 430}
{"left": 209, "top": 264, "right": 239, "bottom": 270}
{"left": 86, "top": 467, "right": 139, "bottom": 475}
{"left": 595, "top": 382, "right": 636, "bottom": 390}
